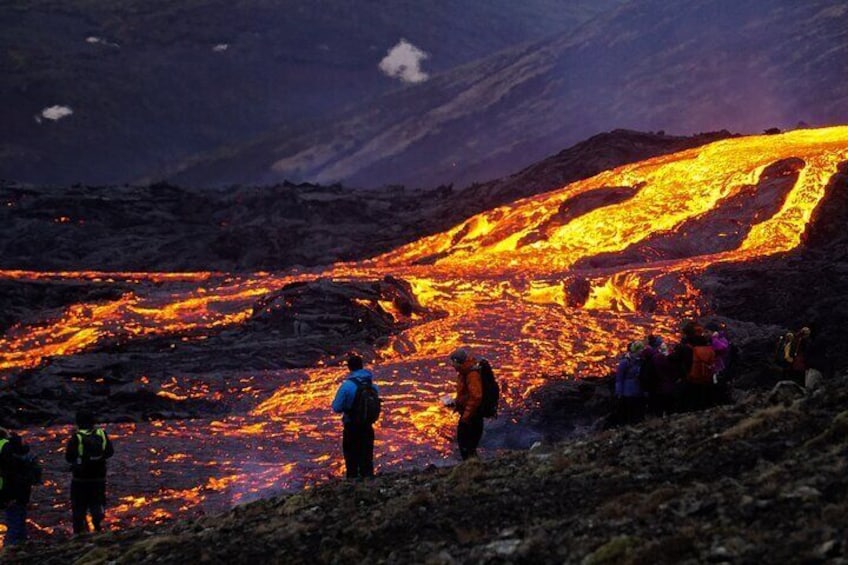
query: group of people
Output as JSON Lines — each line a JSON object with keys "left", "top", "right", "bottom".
{"left": 774, "top": 324, "right": 829, "bottom": 389}
{"left": 331, "top": 347, "right": 487, "bottom": 479}
{"left": 0, "top": 410, "right": 114, "bottom": 547}
{"left": 613, "top": 320, "right": 737, "bottom": 425}
{"left": 5, "top": 325, "right": 827, "bottom": 544}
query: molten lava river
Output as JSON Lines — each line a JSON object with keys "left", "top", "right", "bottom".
{"left": 1, "top": 127, "right": 847, "bottom": 542}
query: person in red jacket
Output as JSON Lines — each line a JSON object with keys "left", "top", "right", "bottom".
{"left": 447, "top": 347, "right": 484, "bottom": 460}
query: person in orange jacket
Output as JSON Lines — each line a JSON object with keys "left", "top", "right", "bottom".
{"left": 447, "top": 347, "right": 484, "bottom": 460}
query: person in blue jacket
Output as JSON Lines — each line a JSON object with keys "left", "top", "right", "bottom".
{"left": 331, "top": 354, "right": 379, "bottom": 478}
{"left": 614, "top": 340, "right": 646, "bottom": 425}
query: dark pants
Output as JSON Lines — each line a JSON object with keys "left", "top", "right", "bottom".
{"left": 617, "top": 396, "right": 646, "bottom": 425}
{"left": 71, "top": 480, "right": 106, "bottom": 534}
{"left": 648, "top": 393, "right": 675, "bottom": 417}
{"left": 457, "top": 415, "right": 484, "bottom": 460}
{"left": 4, "top": 502, "right": 27, "bottom": 545}
{"left": 342, "top": 422, "right": 374, "bottom": 478}
{"left": 682, "top": 382, "right": 715, "bottom": 412}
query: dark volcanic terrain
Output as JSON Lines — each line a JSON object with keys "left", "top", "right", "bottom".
{"left": 0, "top": 129, "right": 733, "bottom": 428}
{"left": 1, "top": 128, "right": 847, "bottom": 560}
{"left": 0, "top": 129, "right": 731, "bottom": 273}
{"left": 5, "top": 373, "right": 847, "bottom": 564}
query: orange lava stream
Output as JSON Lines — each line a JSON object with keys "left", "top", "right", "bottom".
{"left": 1, "top": 126, "right": 846, "bottom": 540}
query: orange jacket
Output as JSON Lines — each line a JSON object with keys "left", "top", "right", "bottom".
{"left": 454, "top": 358, "right": 483, "bottom": 422}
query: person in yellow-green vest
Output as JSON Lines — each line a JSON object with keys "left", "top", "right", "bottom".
{"left": 64, "top": 410, "right": 114, "bottom": 534}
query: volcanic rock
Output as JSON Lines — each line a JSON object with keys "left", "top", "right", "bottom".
{"left": 0, "top": 130, "right": 731, "bottom": 273}
{"left": 0, "top": 276, "right": 434, "bottom": 427}
{"left": 6, "top": 372, "right": 847, "bottom": 564}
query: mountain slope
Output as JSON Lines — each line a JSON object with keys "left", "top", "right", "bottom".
{"left": 0, "top": 129, "right": 729, "bottom": 272}
{"left": 0, "top": 0, "right": 619, "bottom": 184}
{"left": 163, "top": 0, "right": 848, "bottom": 189}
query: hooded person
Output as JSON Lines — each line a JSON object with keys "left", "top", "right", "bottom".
{"left": 448, "top": 347, "right": 484, "bottom": 460}
{"left": 331, "top": 353, "right": 379, "bottom": 478}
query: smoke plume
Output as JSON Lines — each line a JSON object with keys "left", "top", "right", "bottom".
{"left": 378, "top": 39, "right": 430, "bottom": 84}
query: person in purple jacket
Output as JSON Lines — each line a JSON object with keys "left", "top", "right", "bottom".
{"left": 706, "top": 322, "right": 730, "bottom": 377}
{"left": 331, "top": 354, "right": 379, "bottom": 479}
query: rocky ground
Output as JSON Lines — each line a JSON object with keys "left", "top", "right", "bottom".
{"left": 0, "top": 276, "right": 434, "bottom": 427}
{"left": 4, "top": 371, "right": 846, "bottom": 564}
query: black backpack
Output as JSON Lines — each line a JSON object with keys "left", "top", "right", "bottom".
{"left": 14, "top": 452, "right": 42, "bottom": 487}
{"left": 477, "top": 359, "right": 500, "bottom": 418}
{"left": 76, "top": 429, "right": 106, "bottom": 465}
{"left": 349, "top": 379, "right": 381, "bottom": 425}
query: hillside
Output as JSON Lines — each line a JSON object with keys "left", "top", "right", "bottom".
{"left": 0, "top": 0, "right": 618, "bottom": 185}
{"left": 161, "top": 0, "right": 848, "bottom": 189}
{"left": 4, "top": 373, "right": 847, "bottom": 563}
{"left": 0, "top": 129, "right": 730, "bottom": 273}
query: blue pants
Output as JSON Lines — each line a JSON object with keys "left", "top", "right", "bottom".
{"left": 4, "top": 502, "right": 27, "bottom": 545}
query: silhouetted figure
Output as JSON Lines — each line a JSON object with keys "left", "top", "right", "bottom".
{"left": 788, "top": 327, "right": 811, "bottom": 385}
{"left": 644, "top": 336, "right": 677, "bottom": 417}
{"left": 447, "top": 347, "right": 484, "bottom": 460}
{"left": 802, "top": 324, "right": 830, "bottom": 390}
{"left": 331, "top": 354, "right": 379, "bottom": 478}
{"left": 0, "top": 429, "right": 35, "bottom": 546}
{"left": 65, "top": 410, "right": 114, "bottom": 534}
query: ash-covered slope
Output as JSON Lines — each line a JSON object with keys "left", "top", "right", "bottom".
{"left": 0, "top": 129, "right": 729, "bottom": 273}
{"left": 6, "top": 374, "right": 847, "bottom": 564}
{"left": 0, "top": 0, "right": 618, "bottom": 185}
{"left": 164, "top": 0, "right": 848, "bottom": 189}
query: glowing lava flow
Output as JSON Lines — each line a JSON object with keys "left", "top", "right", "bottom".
{"left": 373, "top": 127, "right": 848, "bottom": 273}
{"left": 1, "top": 126, "right": 846, "bottom": 542}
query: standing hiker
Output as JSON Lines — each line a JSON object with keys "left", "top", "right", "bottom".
{"left": 446, "top": 347, "right": 485, "bottom": 460}
{"left": 65, "top": 409, "right": 114, "bottom": 534}
{"left": 331, "top": 354, "right": 381, "bottom": 479}
{"left": 0, "top": 428, "right": 39, "bottom": 546}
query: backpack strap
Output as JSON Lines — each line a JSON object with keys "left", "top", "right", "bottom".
{"left": 76, "top": 429, "right": 107, "bottom": 457}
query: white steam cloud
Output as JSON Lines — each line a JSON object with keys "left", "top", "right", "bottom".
{"left": 40, "top": 105, "right": 74, "bottom": 121}
{"left": 378, "top": 39, "right": 430, "bottom": 84}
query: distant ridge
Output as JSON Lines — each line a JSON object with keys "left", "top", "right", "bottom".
{"left": 161, "top": 0, "right": 848, "bottom": 189}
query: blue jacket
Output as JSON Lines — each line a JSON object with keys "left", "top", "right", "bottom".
{"left": 332, "top": 369, "right": 378, "bottom": 424}
{"left": 615, "top": 354, "right": 644, "bottom": 398}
